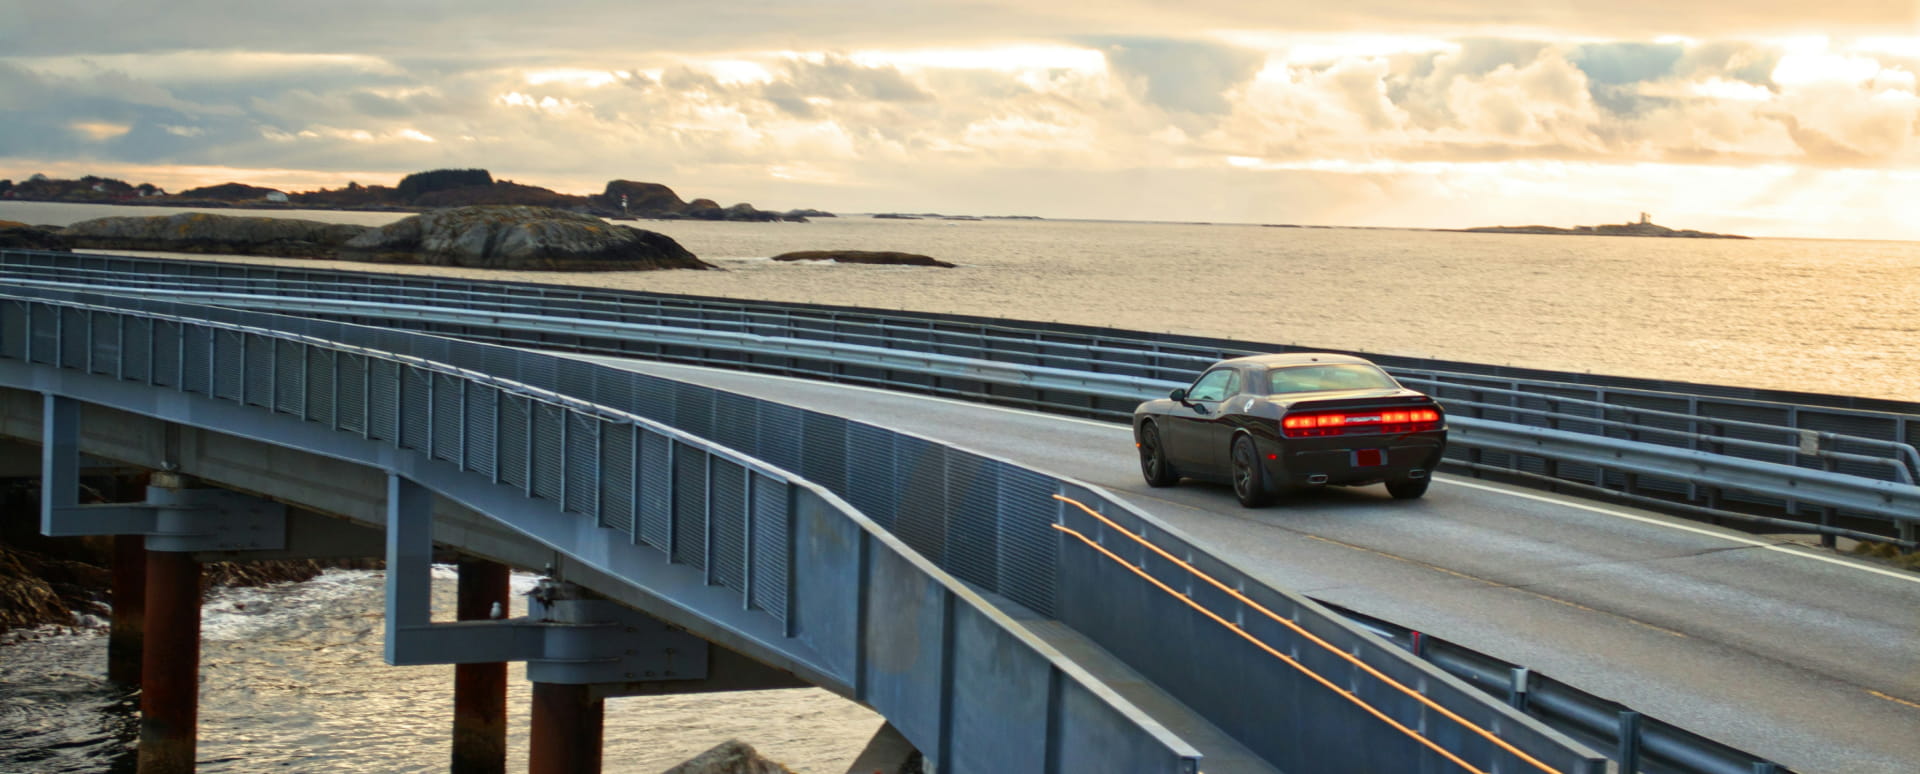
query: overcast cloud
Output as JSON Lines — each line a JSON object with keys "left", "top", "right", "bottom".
{"left": 4, "top": 2, "right": 1919, "bottom": 238}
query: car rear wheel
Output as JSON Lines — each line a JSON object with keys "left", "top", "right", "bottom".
{"left": 1386, "top": 477, "right": 1430, "bottom": 500}
{"left": 1231, "top": 435, "right": 1274, "bottom": 507}
{"left": 1139, "top": 422, "right": 1178, "bottom": 487}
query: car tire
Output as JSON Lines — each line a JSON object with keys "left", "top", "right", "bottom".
{"left": 1386, "top": 477, "right": 1430, "bottom": 500}
{"left": 1231, "top": 435, "right": 1274, "bottom": 507}
{"left": 1139, "top": 422, "right": 1178, "bottom": 487}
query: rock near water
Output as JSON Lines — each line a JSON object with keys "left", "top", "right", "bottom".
{"left": 59, "top": 212, "right": 367, "bottom": 257}
{"left": 340, "top": 205, "right": 713, "bottom": 271}
{"left": 770, "top": 250, "right": 954, "bottom": 268}
{"left": 0, "top": 220, "right": 68, "bottom": 251}
{"left": 660, "top": 740, "right": 795, "bottom": 774}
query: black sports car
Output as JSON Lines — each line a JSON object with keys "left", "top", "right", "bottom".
{"left": 1132, "top": 353, "right": 1447, "bottom": 506}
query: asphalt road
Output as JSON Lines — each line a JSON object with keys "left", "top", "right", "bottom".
{"left": 572, "top": 355, "right": 1920, "bottom": 774}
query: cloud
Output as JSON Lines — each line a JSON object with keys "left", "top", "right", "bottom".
{"left": 1093, "top": 37, "right": 1265, "bottom": 115}
{"left": 7, "top": 4, "right": 1920, "bottom": 238}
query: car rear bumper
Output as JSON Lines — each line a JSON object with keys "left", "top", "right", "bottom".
{"left": 1261, "top": 430, "right": 1447, "bottom": 487}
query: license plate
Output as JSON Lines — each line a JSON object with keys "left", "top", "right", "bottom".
{"left": 1354, "top": 449, "right": 1385, "bottom": 467}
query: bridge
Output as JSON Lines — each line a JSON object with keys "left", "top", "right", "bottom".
{"left": 2, "top": 250, "right": 1915, "bottom": 773}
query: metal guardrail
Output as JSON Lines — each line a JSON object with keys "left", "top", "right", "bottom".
{"left": 1, "top": 252, "right": 1912, "bottom": 442}
{"left": 1, "top": 252, "right": 1914, "bottom": 533}
{"left": 0, "top": 285, "right": 1612, "bottom": 774}
{"left": 1323, "top": 602, "right": 1787, "bottom": 774}
{"left": 6, "top": 270, "right": 1912, "bottom": 548}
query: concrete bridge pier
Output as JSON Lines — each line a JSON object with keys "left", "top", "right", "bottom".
{"left": 40, "top": 397, "right": 291, "bottom": 773}
{"left": 108, "top": 532, "right": 148, "bottom": 685}
{"left": 454, "top": 557, "right": 512, "bottom": 774}
{"left": 529, "top": 682, "right": 604, "bottom": 774}
{"left": 136, "top": 545, "right": 202, "bottom": 774}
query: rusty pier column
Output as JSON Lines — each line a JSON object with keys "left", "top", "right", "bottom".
{"left": 529, "top": 682, "right": 604, "bottom": 774}
{"left": 136, "top": 549, "right": 201, "bottom": 774}
{"left": 109, "top": 535, "right": 149, "bottom": 686}
{"left": 452, "top": 557, "right": 511, "bottom": 774}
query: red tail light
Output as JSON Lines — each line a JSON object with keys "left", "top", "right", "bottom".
{"left": 1282, "top": 408, "right": 1441, "bottom": 437}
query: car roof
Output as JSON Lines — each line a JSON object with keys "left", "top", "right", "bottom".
{"left": 1216, "top": 352, "right": 1377, "bottom": 369}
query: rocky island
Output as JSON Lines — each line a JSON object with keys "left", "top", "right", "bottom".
{"left": 1457, "top": 215, "right": 1748, "bottom": 239}
{"left": 58, "top": 205, "right": 715, "bottom": 271}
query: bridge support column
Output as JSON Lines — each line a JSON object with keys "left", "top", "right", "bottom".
{"left": 453, "top": 557, "right": 511, "bottom": 774}
{"left": 529, "top": 682, "right": 604, "bottom": 774}
{"left": 109, "top": 534, "right": 148, "bottom": 685}
{"left": 137, "top": 547, "right": 202, "bottom": 774}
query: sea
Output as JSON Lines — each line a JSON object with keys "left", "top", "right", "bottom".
{"left": 0, "top": 201, "right": 1916, "bottom": 772}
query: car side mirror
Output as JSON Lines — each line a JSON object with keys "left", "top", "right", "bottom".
{"left": 1169, "top": 388, "right": 1187, "bottom": 402}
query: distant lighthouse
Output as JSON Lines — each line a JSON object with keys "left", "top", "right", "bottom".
{"left": 1639, "top": 212, "right": 1651, "bottom": 225}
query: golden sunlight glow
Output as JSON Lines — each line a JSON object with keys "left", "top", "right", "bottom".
{"left": 701, "top": 60, "right": 776, "bottom": 84}
{"left": 1773, "top": 53, "right": 1886, "bottom": 86}
{"left": 69, "top": 121, "right": 130, "bottom": 141}
{"left": 396, "top": 128, "right": 436, "bottom": 143}
{"left": 524, "top": 69, "right": 624, "bottom": 88}
{"left": 846, "top": 45, "right": 1105, "bottom": 72}
{"left": 18, "top": 51, "right": 399, "bottom": 81}
{"left": 1230, "top": 34, "right": 1460, "bottom": 64}
{"left": 1638, "top": 77, "right": 1774, "bottom": 101}
{"left": 496, "top": 92, "right": 584, "bottom": 115}
{"left": 1851, "top": 36, "right": 1920, "bottom": 58}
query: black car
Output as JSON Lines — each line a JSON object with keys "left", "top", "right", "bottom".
{"left": 1132, "top": 353, "right": 1447, "bottom": 506}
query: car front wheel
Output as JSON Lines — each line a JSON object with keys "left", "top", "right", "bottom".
{"left": 1139, "top": 422, "right": 1178, "bottom": 487}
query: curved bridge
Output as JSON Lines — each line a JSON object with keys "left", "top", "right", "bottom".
{"left": 0, "top": 278, "right": 1609, "bottom": 773}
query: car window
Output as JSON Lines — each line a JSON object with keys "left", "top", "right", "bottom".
{"left": 1267, "top": 364, "right": 1397, "bottom": 393}
{"left": 1187, "top": 368, "right": 1235, "bottom": 402}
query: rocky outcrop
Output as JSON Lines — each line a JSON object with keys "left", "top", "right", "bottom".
{"left": 0, "top": 220, "right": 68, "bottom": 251}
{"left": 598, "top": 180, "right": 688, "bottom": 213}
{"left": 175, "top": 182, "right": 284, "bottom": 201}
{"left": 59, "top": 213, "right": 368, "bottom": 257}
{"left": 339, "top": 205, "right": 714, "bottom": 271}
{"left": 1459, "top": 221, "right": 1749, "bottom": 239}
{"left": 770, "top": 250, "right": 954, "bottom": 268}
{"left": 660, "top": 740, "right": 794, "bottom": 774}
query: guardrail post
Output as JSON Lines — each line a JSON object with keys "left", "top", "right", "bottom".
{"left": 1616, "top": 711, "right": 1642, "bottom": 773}
{"left": 1507, "top": 666, "right": 1530, "bottom": 712}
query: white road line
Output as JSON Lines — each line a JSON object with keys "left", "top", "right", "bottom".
{"left": 571, "top": 352, "right": 1920, "bottom": 586}
{"left": 1440, "top": 478, "right": 1920, "bottom": 585}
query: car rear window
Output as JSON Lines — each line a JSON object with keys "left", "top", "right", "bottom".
{"left": 1267, "top": 364, "right": 1397, "bottom": 394}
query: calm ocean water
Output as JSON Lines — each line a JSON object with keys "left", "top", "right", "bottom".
{"left": 6, "top": 201, "right": 1917, "bottom": 402}
{"left": 2, "top": 200, "right": 1916, "bottom": 772}
{"left": 0, "top": 569, "right": 883, "bottom": 773}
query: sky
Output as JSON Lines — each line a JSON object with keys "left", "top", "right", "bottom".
{"left": 3, "top": 2, "right": 1920, "bottom": 239}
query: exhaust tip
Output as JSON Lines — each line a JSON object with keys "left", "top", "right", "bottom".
{"left": 1306, "top": 474, "right": 1329, "bottom": 485}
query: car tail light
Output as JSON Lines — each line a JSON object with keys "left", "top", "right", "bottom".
{"left": 1281, "top": 408, "right": 1441, "bottom": 437}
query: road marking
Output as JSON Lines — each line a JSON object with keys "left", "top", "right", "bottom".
{"left": 567, "top": 353, "right": 1129, "bottom": 431}
{"left": 1305, "top": 535, "right": 1689, "bottom": 638}
{"left": 1440, "top": 478, "right": 1920, "bottom": 586}
{"left": 1867, "top": 690, "right": 1920, "bottom": 711}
